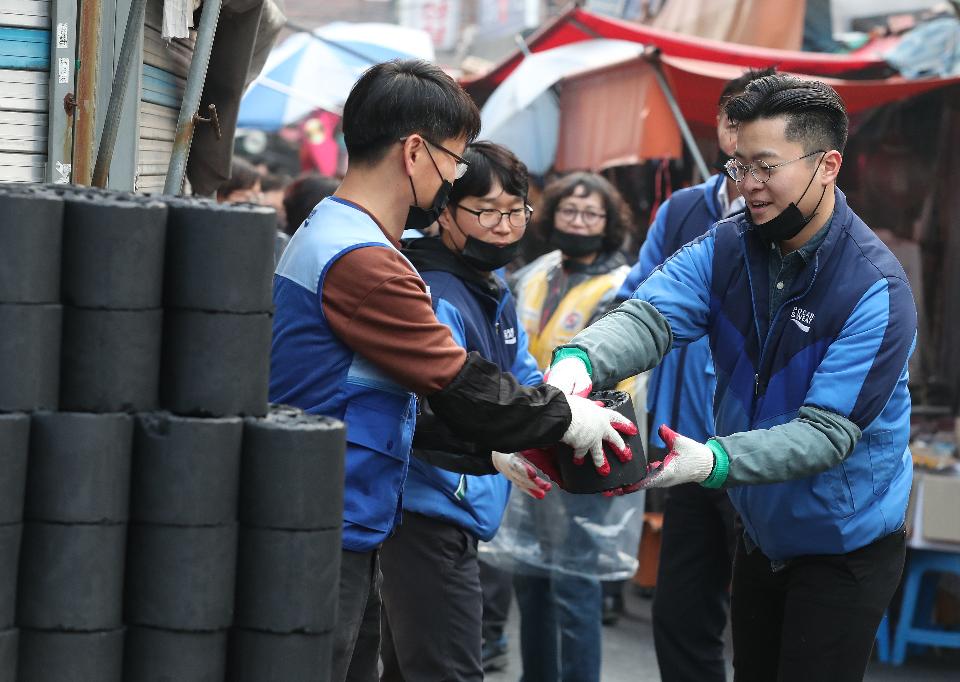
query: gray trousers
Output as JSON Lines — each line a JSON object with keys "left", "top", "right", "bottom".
{"left": 331, "top": 548, "right": 382, "bottom": 682}
{"left": 380, "top": 512, "right": 484, "bottom": 682}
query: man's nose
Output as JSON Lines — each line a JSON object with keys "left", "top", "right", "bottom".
{"left": 492, "top": 216, "right": 513, "bottom": 233}
{"left": 739, "top": 173, "right": 763, "bottom": 193}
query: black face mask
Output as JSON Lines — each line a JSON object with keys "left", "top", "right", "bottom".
{"left": 449, "top": 213, "right": 521, "bottom": 271}
{"left": 746, "top": 153, "right": 827, "bottom": 242}
{"left": 550, "top": 230, "right": 604, "bottom": 258}
{"left": 406, "top": 147, "right": 453, "bottom": 230}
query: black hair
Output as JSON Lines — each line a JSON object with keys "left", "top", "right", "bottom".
{"left": 535, "top": 172, "right": 634, "bottom": 254}
{"left": 342, "top": 59, "right": 482, "bottom": 164}
{"left": 217, "top": 156, "right": 261, "bottom": 200}
{"left": 724, "top": 74, "right": 849, "bottom": 153}
{"left": 260, "top": 173, "right": 291, "bottom": 193}
{"left": 718, "top": 66, "right": 778, "bottom": 107}
{"left": 282, "top": 173, "right": 340, "bottom": 235}
{"left": 448, "top": 141, "right": 529, "bottom": 206}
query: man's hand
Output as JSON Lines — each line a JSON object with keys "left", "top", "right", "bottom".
{"left": 561, "top": 394, "right": 637, "bottom": 475}
{"left": 602, "top": 481, "right": 644, "bottom": 497}
{"left": 519, "top": 447, "right": 564, "bottom": 488}
{"left": 544, "top": 356, "right": 592, "bottom": 397}
{"left": 492, "top": 451, "right": 552, "bottom": 500}
{"left": 640, "top": 425, "right": 723, "bottom": 489}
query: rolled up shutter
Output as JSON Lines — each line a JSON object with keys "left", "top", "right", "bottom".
{"left": 0, "top": 3, "right": 51, "bottom": 182}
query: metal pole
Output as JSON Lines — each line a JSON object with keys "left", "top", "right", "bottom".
{"left": 72, "top": 0, "right": 105, "bottom": 185}
{"left": 46, "top": 0, "right": 78, "bottom": 183}
{"left": 644, "top": 48, "right": 710, "bottom": 181}
{"left": 91, "top": 0, "right": 148, "bottom": 187}
{"left": 164, "top": 0, "right": 223, "bottom": 195}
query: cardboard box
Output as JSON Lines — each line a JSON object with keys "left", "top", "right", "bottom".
{"left": 921, "top": 474, "right": 960, "bottom": 544}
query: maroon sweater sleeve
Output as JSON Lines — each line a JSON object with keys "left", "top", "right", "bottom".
{"left": 321, "top": 244, "right": 466, "bottom": 395}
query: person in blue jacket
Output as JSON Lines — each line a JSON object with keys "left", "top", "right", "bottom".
{"left": 270, "top": 60, "right": 638, "bottom": 682}
{"left": 542, "top": 74, "right": 917, "bottom": 682}
{"left": 379, "top": 142, "right": 550, "bottom": 681}
{"left": 614, "top": 68, "right": 772, "bottom": 682}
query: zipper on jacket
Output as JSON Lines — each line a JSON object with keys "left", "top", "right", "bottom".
{"left": 753, "top": 251, "right": 822, "bottom": 418}
{"left": 739, "top": 233, "right": 822, "bottom": 421}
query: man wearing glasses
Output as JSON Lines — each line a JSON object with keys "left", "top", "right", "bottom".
{"left": 270, "top": 60, "right": 637, "bottom": 682}
{"left": 542, "top": 75, "right": 916, "bottom": 681}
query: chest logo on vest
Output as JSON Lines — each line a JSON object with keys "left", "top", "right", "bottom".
{"left": 790, "top": 306, "right": 815, "bottom": 333}
{"left": 503, "top": 327, "right": 517, "bottom": 345}
{"left": 561, "top": 311, "right": 583, "bottom": 332}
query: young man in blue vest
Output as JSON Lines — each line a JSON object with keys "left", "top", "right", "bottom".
{"left": 614, "top": 68, "right": 771, "bottom": 682}
{"left": 269, "top": 60, "right": 638, "bottom": 682}
{"left": 544, "top": 74, "right": 916, "bottom": 681}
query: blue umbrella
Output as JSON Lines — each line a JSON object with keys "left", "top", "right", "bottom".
{"left": 239, "top": 22, "right": 436, "bottom": 130}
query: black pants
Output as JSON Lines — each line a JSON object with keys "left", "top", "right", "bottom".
{"left": 652, "top": 483, "right": 738, "bottom": 682}
{"left": 731, "top": 527, "right": 906, "bottom": 682}
{"left": 380, "top": 512, "right": 483, "bottom": 681}
{"left": 331, "top": 549, "right": 382, "bottom": 682}
{"left": 480, "top": 560, "right": 513, "bottom": 644}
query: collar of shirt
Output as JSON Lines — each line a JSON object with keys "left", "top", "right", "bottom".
{"left": 716, "top": 177, "right": 745, "bottom": 218}
{"left": 771, "top": 210, "right": 835, "bottom": 265}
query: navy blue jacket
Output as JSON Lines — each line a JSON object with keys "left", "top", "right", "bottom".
{"left": 616, "top": 174, "right": 727, "bottom": 446}
{"left": 400, "top": 238, "right": 542, "bottom": 541}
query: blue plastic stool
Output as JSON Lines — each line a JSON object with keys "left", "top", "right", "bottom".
{"left": 875, "top": 611, "right": 891, "bottom": 663}
{"left": 890, "top": 548, "right": 960, "bottom": 665}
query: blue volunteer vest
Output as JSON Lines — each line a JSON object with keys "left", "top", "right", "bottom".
{"left": 402, "top": 267, "right": 529, "bottom": 541}
{"left": 270, "top": 197, "right": 417, "bottom": 552}
{"left": 707, "top": 189, "right": 915, "bottom": 560}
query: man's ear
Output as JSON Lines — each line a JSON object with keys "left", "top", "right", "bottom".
{"left": 821, "top": 150, "right": 842, "bottom": 185}
{"left": 402, "top": 135, "right": 425, "bottom": 175}
{"left": 437, "top": 206, "right": 454, "bottom": 233}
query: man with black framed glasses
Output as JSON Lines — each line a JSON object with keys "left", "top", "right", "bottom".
{"left": 540, "top": 74, "right": 916, "bottom": 681}
{"left": 270, "top": 60, "right": 637, "bottom": 682}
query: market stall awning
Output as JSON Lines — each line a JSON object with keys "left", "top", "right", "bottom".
{"left": 548, "top": 52, "right": 960, "bottom": 173}
{"left": 479, "top": 40, "right": 647, "bottom": 175}
{"left": 462, "top": 6, "right": 888, "bottom": 103}
{"left": 657, "top": 54, "right": 960, "bottom": 128}
{"left": 554, "top": 57, "right": 680, "bottom": 172}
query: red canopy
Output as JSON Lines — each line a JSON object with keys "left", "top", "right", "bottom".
{"left": 462, "top": 6, "right": 888, "bottom": 102}
{"left": 657, "top": 55, "right": 960, "bottom": 128}
{"left": 544, "top": 53, "right": 960, "bottom": 173}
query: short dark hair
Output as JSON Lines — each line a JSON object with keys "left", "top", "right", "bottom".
{"left": 260, "top": 173, "right": 290, "bottom": 193}
{"left": 718, "top": 67, "right": 777, "bottom": 107}
{"left": 448, "top": 141, "right": 529, "bottom": 206}
{"left": 342, "top": 59, "right": 482, "bottom": 164}
{"left": 724, "top": 74, "right": 848, "bottom": 153}
{"left": 535, "top": 172, "right": 634, "bottom": 254}
{"left": 282, "top": 173, "right": 340, "bottom": 235}
{"left": 217, "top": 156, "right": 261, "bottom": 199}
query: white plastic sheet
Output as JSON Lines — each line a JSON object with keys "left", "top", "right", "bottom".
{"left": 480, "top": 483, "right": 645, "bottom": 581}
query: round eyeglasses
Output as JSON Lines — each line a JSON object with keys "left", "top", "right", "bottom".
{"left": 457, "top": 204, "right": 533, "bottom": 229}
{"left": 724, "top": 150, "right": 825, "bottom": 184}
{"left": 555, "top": 206, "right": 606, "bottom": 226}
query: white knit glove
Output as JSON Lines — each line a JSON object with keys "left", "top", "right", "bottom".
{"left": 491, "top": 451, "right": 552, "bottom": 499}
{"left": 640, "top": 425, "right": 720, "bottom": 489}
{"left": 544, "top": 356, "right": 592, "bottom": 397}
{"left": 560, "top": 394, "right": 637, "bottom": 475}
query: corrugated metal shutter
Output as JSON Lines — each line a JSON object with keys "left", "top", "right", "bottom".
{"left": 136, "top": 0, "right": 195, "bottom": 193}
{"left": 0, "top": 4, "right": 51, "bottom": 183}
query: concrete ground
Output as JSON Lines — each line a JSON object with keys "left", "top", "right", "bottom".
{"left": 486, "top": 583, "right": 960, "bottom": 681}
